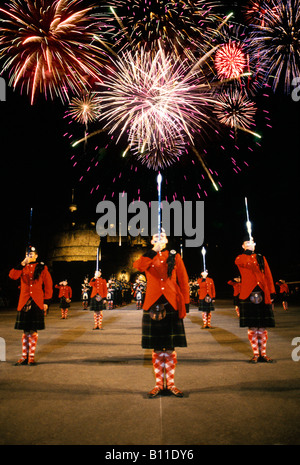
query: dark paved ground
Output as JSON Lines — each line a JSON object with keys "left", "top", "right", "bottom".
{"left": 0, "top": 299, "right": 300, "bottom": 449}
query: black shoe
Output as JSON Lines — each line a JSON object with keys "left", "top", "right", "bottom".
{"left": 260, "top": 355, "right": 274, "bottom": 363}
{"left": 14, "top": 358, "right": 28, "bottom": 366}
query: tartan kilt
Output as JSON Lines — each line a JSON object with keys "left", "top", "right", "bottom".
{"left": 239, "top": 297, "right": 275, "bottom": 328}
{"left": 15, "top": 299, "right": 45, "bottom": 331}
{"left": 198, "top": 298, "right": 215, "bottom": 312}
{"left": 59, "top": 297, "right": 70, "bottom": 308}
{"left": 90, "top": 295, "right": 106, "bottom": 311}
{"left": 142, "top": 305, "right": 187, "bottom": 349}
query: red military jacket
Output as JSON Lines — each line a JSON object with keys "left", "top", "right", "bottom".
{"left": 197, "top": 277, "right": 216, "bottom": 300}
{"left": 276, "top": 282, "right": 289, "bottom": 294}
{"left": 89, "top": 277, "right": 107, "bottom": 299}
{"left": 9, "top": 262, "right": 53, "bottom": 311}
{"left": 235, "top": 252, "right": 275, "bottom": 304}
{"left": 133, "top": 249, "right": 190, "bottom": 319}
{"left": 55, "top": 284, "right": 72, "bottom": 299}
{"left": 227, "top": 280, "right": 241, "bottom": 296}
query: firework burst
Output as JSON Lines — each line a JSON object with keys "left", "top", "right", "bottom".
{"left": 67, "top": 92, "right": 102, "bottom": 126}
{"left": 214, "top": 40, "right": 247, "bottom": 80}
{"left": 97, "top": 45, "right": 219, "bottom": 170}
{"left": 0, "top": 0, "right": 107, "bottom": 103}
{"left": 248, "top": 0, "right": 300, "bottom": 94}
{"left": 214, "top": 88, "right": 257, "bottom": 133}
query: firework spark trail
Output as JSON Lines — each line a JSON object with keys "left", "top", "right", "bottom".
{"left": 0, "top": 0, "right": 108, "bottom": 103}
{"left": 105, "top": 0, "right": 223, "bottom": 55}
{"left": 248, "top": 0, "right": 300, "bottom": 94}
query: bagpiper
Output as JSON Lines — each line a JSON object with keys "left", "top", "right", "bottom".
{"left": 133, "top": 231, "right": 190, "bottom": 398}
{"left": 81, "top": 277, "right": 91, "bottom": 309}
{"left": 9, "top": 246, "right": 53, "bottom": 365}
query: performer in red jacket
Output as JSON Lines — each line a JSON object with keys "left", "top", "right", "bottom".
{"left": 235, "top": 237, "right": 276, "bottom": 363}
{"left": 197, "top": 271, "right": 216, "bottom": 328}
{"left": 55, "top": 281, "right": 72, "bottom": 319}
{"left": 276, "top": 280, "right": 289, "bottom": 311}
{"left": 89, "top": 270, "right": 107, "bottom": 329}
{"left": 227, "top": 277, "right": 241, "bottom": 316}
{"left": 133, "top": 231, "right": 190, "bottom": 398}
{"left": 9, "top": 246, "right": 53, "bottom": 365}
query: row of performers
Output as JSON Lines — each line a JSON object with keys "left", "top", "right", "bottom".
{"left": 8, "top": 233, "right": 289, "bottom": 398}
{"left": 53, "top": 275, "right": 146, "bottom": 324}
{"left": 81, "top": 276, "right": 146, "bottom": 310}
{"left": 189, "top": 275, "right": 290, "bottom": 319}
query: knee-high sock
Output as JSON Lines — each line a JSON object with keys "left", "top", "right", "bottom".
{"left": 94, "top": 312, "right": 99, "bottom": 327}
{"left": 165, "top": 351, "right": 177, "bottom": 388}
{"left": 248, "top": 329, "right": 259, "bottom": 356}
{"left": 28, "top": 333, "right": 38, "bottom": 363}
{"left": 152, "top": 351, "right": 165, "bottom": 389}
{"left": 202, "top": 312, "right": 207, "bottom": 325}
{"left": 257, "top": 328, "right": 268, "bottom": 356}
{"left": 21, "top": 333, "right": 29, "bottom": 361}
{"left": 98, "top": 312, "right": 103, "bottom": 328}
{"left": 207, "top": 312, "right": 211, "bottom": 327}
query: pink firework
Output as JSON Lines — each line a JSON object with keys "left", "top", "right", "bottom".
{"left": 215, "top": 41, "right": 247, "bottom": 80}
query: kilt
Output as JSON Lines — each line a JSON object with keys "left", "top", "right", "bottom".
{"left": 142, "top": 305, "right": 187, "bottom": 349}
{"left": 278, "top": 292, "right": 288, "bottom": 303}
{"left": 233, "top": 296, "right": 240, "bottom": 306}
{"left": 239, "top": 296, "right": 275, "bottom": 328}
{"left": 90, "top": 295, "right": 106, "bottom": 312}
{"left": 198, "top": 298, "right": 215, "bottom": 312}
{"left": 59, "top": 297, "right": 70, "bottom": 308}
{"left": 15, "top": 299, "right": 45, "bottom": 331}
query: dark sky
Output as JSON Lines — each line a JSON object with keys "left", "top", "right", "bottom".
{"left": 0, "top": 0, "right": 299, "bottom": 288}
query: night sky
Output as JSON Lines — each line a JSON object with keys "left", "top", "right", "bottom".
{"left": 0, "top": 0, "right": 299, "bottom": 296}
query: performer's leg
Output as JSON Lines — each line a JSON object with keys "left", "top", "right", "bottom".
{"left": 207, "top": 312, "right": 212, "bottom": 328}
{"left": 99, "top": 311, "right": 103, "bottom": 329}
{"left": 64, "top": 308, "right": 68, "bottom": 319}
{"left": 248, "top": 328, "right": 260, "bottom": 362}
{"left": 148, "top": 350, "right": 165, "bottom": 398}
{"left": 258, "top": 328, "right": 273, "bottom": 362}
{"left": 15, "top": 332, "right": 29, "bottom": 365}
{"left": 28, "top": 331, "right": 38, "bottom": 365}
{"left": 93, "top": 311, "right": 99, "bottom": 329}
{"left": 165, "top": 350, "right": 183, "bottom": 397}
{"left": 202, "top": 312, "right": 208, "bottom": 328}
{"left": 61, "top": 308, "right": 64, "bottom": 319}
